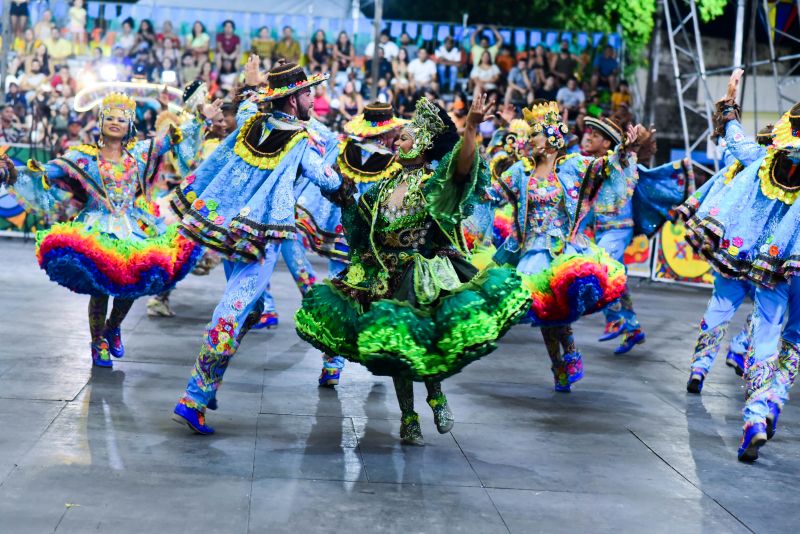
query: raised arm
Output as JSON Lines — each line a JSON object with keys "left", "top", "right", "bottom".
{"left": 455, "top": 93, "right": 495, "bottom": 181}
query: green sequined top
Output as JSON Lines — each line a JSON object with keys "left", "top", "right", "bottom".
{"left": 331, "top": 140, "right": 491, "bottom": 306}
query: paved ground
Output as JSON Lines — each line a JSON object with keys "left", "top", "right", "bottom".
{"left": 0, "top": 238, "right": 797, "bottom": 534}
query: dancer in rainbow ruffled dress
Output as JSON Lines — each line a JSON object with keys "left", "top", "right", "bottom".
{"left": 483, "top": 101, "right": 642, "bottom": 392}
{"left": 0, "top": 92, "right": 220, "bottom": 367}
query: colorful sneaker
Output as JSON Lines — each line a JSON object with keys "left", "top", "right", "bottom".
{"left": 614, "top": 329, "right": 646, "bottom": 355}
{"left": 252, "top": 311, "right": 279, "bottom": 330}
{"left": 686, "top": 370, "right": 705, "bottom": 394}
{"left": 147, "top": 296, "right": 175, "bottom": 317}
{"left": 427, "top": 393, "right": 455, "bottom": 434}
{"left": 318, "top": 355, "right": 345, "bottom": 387}
{"left": 103, "top": 326, "right": 124, "bottom": 358}
{"left": 766, "top": 401, "right": 781, "bottom": 440}
{"left": 91, "top": 341, "right": 113, "bottom": 368}
{"left": 598, "top": 319, "right": 626, "bottom": 342}
{"left": 172, "top": 402, "right": 215, "bottom": 435}
{"left": 553, "top": 352, "right": 584, "bottom": 392}
{"left": 725, "top": 350, "right": 745, "bottom": 377}
{"left": 400, "top": 412, "right": 424, "bottom": 446}
{"left": 737, "top": 422, "right": 768, "bottom": 462}
{"left": 207, "top": 398, "right": 218, "bottom": 411}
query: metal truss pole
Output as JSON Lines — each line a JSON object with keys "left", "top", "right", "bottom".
{"left": 663, "top": 0, "right": 719, "bottom": 181}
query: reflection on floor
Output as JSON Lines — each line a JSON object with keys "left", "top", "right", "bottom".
{"left": 0, "top": 239, "right": 794, "bottom": 533}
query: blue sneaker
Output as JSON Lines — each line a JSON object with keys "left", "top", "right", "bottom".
{"left": 766, "top": 401, "right": 781, "bottom": 440}
{"left": 686, "top": 370, "right": 704, "bottom": 394}
{"left": 598, "top": 319, "right": 626, "bottom": 342}
{"left": 252, "top": 311, "right": 279, "bottom": 330}
{"left": 725, "top": 350, "right": 745, "bottom": 377}
{"left": 172, "top": 403, "right": 215, "bottom": 434}
{"left": 319, "top": 355, "right": 344, "bottom": 387}
{"left": 103, "top": 326, "right": 124, "bottom": 358}
{"left": 614, "top": 329, "right": 646, "bottom": 355}
{"left": 737, "top": 422, "right": 768, "bottom": 462}
{"left": 553, "top": 352, "right": 583, "bottom": 392}
{"left": 91, "top": 341, "right": 113, "bottom": 368}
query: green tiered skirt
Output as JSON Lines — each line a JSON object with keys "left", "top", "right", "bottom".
{"left": 295, "top": 257, "right": 530, "bottom": 381}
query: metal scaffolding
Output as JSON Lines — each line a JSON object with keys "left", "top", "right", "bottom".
{"left": 660, "top": 0, "right": 800, "bottom": 179}
{"left": 662, "top": 0, "right": 718, "bottom": 179}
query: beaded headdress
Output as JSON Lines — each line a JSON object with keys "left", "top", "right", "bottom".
{"left": 101, "top": 92, "right": 137, "bottom": 116}
{"left": 522, "top": 101, "right": 568, "bottom": 150}
{"left": 399, "top": 97, "right": 447, "bottom": 160}
{"left": 98, "top": 92, "right": 137, "bottom": 144}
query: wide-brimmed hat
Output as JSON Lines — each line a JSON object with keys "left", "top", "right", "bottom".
{"left": 772, "top": 102, "right": 800, "bottom": 150}
{"left": 344, "top": 102, "right": 407, "bottom": 137}
{"left": 583, "top": 116, "right": 623, "bottom": 147}
{"left": 256, "top": 62, "right": 328, "bottom": 102}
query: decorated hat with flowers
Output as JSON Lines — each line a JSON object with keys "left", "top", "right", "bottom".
{"left": 522, "top": 101, "right": 569, "bottom": 150}
{"left": 771, "top": 102, "right": 800, "bottom": 150}
{"left": 255, "top": 61, "right": 329, "bottom": 102}
{"left": 344, "top": 102, "right": 408, "bottom": 138}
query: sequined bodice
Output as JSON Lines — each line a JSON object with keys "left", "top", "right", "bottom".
{"left": 526, "top": 172, "right": 567, "bottom": 235}
{"left": 98, "top": 153, "right": 140, "bottom": 213}
{"left": 373, "top": 167, "right": 433, "bottom": 251}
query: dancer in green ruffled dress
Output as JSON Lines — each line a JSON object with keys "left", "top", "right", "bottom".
{"left": 295, "top": 95, "right": 531, "bottom": 445}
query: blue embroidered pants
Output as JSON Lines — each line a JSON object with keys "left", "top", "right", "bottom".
{"left": 744, "top": 280, "right": 800, "bottom": 424}
{"left": 181, "top": 242, "right": 281, "bottom": 410}
{"left": 690, "top": 273, "right": 753, "bottom": 374}
{"left": 597, "top": 228, "right": 641, "bottom": 331}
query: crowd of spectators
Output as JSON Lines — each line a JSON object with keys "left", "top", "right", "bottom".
{"left": 0, "top": 3, "right": 631, "bottom": 155}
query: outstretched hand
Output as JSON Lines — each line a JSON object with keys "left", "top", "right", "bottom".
{"left": 0, "top": 155, "right": 18, "bottom": 186}
{"left": 498, "top": 103, "right": 515, "bottom": 126}
{"left": 158, "top": 86, "right": 171, "bottom": 110}
{"left": 201, "top": 98, "right": 224, "bottom": 120}
{"left": 466, "top": 93, "right": 497, "bottom": 130}
{"left": 725, "top": 68, "right": 744, "bottom": 102}
{"left": 244, "top": 54, "right": 262, "bottom": 87}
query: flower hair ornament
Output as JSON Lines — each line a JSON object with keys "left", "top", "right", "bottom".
{"left": 399, "top": 98, "right": 448, "bottom": 160}
{"left": 98, "top": 92, "right": 138, "bottom": 145}
{"left": 504, "top": 119, "right": 532, "bottom": 157}
{"left": 522, "top": 101, "right": 569, "bottom": 150}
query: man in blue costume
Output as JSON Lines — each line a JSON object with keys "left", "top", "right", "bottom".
{"left": 170, "top": 57, "right": 343, "bottom": 434}
{"left": 581, "top": 116, "right": 688, "bottom": 354}
{"left": 686, "top": 70, "right": 800, "bottom": 462}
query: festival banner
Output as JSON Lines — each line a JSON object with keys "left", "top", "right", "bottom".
{"left": 652, "top": 220, "right": 714, "bottom": 286}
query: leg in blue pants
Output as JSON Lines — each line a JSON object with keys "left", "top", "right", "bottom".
{"left": 745, "top": 281, "right": 800, "bottom": 422}
{"left": 253, "top": 238, "right": 317, "bottom": 329}
{"left": 318, "top": 257, "right": 347, "bottom": 386}
{"left": 689, "top": 274, "right": 751, "bottom": 377}
{"left": 739, "top": 280, "right": 799, "bottom": 460}
{"left": 596, "top": 228, "right": 644, "bottom": 352}
{"left": 180, "top": 242, "right": 281, "bottom": 411}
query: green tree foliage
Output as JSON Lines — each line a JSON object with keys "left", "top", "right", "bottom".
{"left": 379, "top": 0, "right": 729, "bottom": 64}
{"left": 553, "top": 0, "right": 655, "bottom": 62}
{"left": 696, "top": 0, "right": 729, "bottom": 22}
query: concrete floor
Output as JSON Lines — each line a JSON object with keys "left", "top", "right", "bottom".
{"left": 0, "top": 238, "right": 797, "bottom": 534}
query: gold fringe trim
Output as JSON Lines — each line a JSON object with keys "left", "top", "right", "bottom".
{"left": 234, "top": 114, "right": 308, "bottom": 170}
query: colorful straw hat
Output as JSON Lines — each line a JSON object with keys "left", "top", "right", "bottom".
{"left": 344, "top": 102, "right": 407, "bottom": 137}
{"left": 771, "top": 102, "right": 800, "bottom": 150}
{"left": 255, "top": 62, "right": 329, "bottom": 102}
